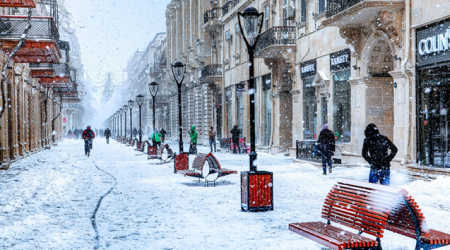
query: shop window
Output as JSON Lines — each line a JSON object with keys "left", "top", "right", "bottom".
{"left": 333, "top": 69, "right": 351, "bottom": 143}
{"left": 300, "top": 0, "right": 307, "bottom": 23}
{"left": 236, "top": 87, "right": 244, "bottom": 135}
{"left": 263, "top": 74, "right": 272, "bottom": 146}
{"left": 303, "top": 77, "right": 317, "bottom": 140}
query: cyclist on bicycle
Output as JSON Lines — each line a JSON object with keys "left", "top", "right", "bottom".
{"left": 82, "top": 125, "right": 96, "bottom": 155}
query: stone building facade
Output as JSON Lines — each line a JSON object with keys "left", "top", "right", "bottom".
{"left": 0, "top": 1, "right": 82, "bottom": 169}
{"left": 107, "top": 0, "right": 450, "bottom": 172}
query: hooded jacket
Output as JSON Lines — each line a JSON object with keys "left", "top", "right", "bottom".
{"left": 230, "top": 125, "right": 240, "bottom": 140}
{"left": 189, "top": 126, "right": 198, "bottom": 144}
{"left": 318, "top": 128, "right": 335, "bottom": 155}
{"left": 361, "top": 123, "right": 398, "bottom": 170}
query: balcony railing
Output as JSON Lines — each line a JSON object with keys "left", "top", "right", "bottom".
{"left": 326, "top": 0, "right": 362, "bottom": 18}
{"left": 255, "top": 26, "right": 296, "bottom": 52}
{"left": 222, "top": 0, "right": 240, "bottom": 15}
{"left": 149, "top": 65, "right": 162, "bottom": 77}
{"left": 0, "top": 16, "right": 59, "bottom": 41}
{"left": 201, "top": 64, "right": 222, "bottom": 79}
{"left": 204, "top": 7, "right": 222, "bottom": 24}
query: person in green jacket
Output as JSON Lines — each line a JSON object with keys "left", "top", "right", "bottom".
{"left": 151, "top": 129, "right": 162, "bottom": 147}
{"left": 188, "top": 125, "right": 198, "bottom": 154}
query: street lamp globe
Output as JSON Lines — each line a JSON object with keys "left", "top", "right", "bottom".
{"left": 118, "top": 108, "right": 123, "bottom": 114}
{"left": 123, "top": 104, "right": 128, "bottom": 111}
{"left": 128, "top": 100, "right": 134, "bottom": 110}
{"left": 171, "top": 61, "right": 186, "bottom": 84}
{"left": 148, "top": 81, "right": 158, "bottom": 97}
{"left": 136, "top": 94, "right": 144, "bottom": 107}
{"left": 238, "top": 7, "right": 264, "bottom": 47}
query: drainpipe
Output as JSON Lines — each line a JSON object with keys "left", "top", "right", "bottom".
{"left": 400, "top": 0, "right": 411, "bottom": 166}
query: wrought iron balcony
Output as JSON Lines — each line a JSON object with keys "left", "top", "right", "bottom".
{"left": 149, "top": 65, "right": 162, "bottom": 77}
{"left": 0, "top": 0, "right": 35, "bottom": 7}
{"left": 222, "top": 0, "right": 240, "bottom": 15}
{"left": 203, "top": 7, "right": 222, "bottom": 24}
{"left": 0, "top": 16, "right": 61, "bottom": 63}
{"left": 322, "top": 0, "right": 404, "bottom": 27}
{"left": 255, "top": 26, "right": 296, "bottom": 57}
{"left": 0, "top": 16, "right": 59, "bottom": 41}
{"left": 30, "top": 63, "right": 55, "bottom": 78}
{"left": 200, "top": 64, "right": 222, "bottom": 79}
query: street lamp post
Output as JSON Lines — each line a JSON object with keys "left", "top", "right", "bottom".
{"left": 136, "top": 94, "right": 145, "bottom": 142}
{"left": 238, "top": 7, "right": 273, "bottom": 212}
{"left": 128, "top": 100, "right": 134, "bottom": 139}
{"left": 171, "top": 62, "right": 186, "bottom": 153}
{"left": 237, "top": 7, "right": 264, "bottom": 172}
{"left": 123, "top": 104, "right": 128, "bottom": 140}
{"left": 148, "top": 81, "right": 159, "bottom": 136}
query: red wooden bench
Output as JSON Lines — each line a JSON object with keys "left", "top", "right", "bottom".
{"left": 135, "top": 140, "right": 145, "bottom": 152}
{"left": 176, "top": 152, "right": 237, "bottom": 186}
{"left": 289, "top": 178, "right": 450, "bottom": 250}
{"left": 159, "top": 144, "right": 173, "bottom": 162}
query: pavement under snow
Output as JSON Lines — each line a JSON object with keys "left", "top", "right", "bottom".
{"left": 1, "top": 139, "right": 449, "bottom": 250}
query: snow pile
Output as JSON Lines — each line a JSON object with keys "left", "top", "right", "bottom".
{"left": 0, "top": 139, "right": 449, "bottom": 249}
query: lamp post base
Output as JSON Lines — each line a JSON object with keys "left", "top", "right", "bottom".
{"left": 241, "top": 171, "right": 273, "bottom": 212}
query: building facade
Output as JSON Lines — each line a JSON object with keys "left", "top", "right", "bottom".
{"left": 106, "top": 0, "right": 450, "bottom": 172}
{"left": 0, "top": 0, "right": 83, "bottom": 169}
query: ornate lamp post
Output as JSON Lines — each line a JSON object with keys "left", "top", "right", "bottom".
{"left": 123, "top": 104, "right": 128, "bottom": 140}
{"left": 238, "top": 7, "right": 273, "bottom": 212}
{"left": 136, "top": 94, "right": 145, "bottom": 142}
{"left": 171, "top": 62, "right": 186, "bottom": 153}
{"left": 128, "top": 100, "right": 134, "bottom": 138}
{"left": 148, "top": 81, "right": 159, "bottom": 136}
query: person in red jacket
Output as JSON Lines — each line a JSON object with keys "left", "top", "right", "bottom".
{"left": 82, "top": 125, "right": 96, "bottom": 151}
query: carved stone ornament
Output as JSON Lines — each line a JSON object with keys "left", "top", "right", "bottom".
{"left": 373, "top": 11, "right": 402, "bottom": 47}
{"left": 340, "top": 27, "right": 371, "bottom": 58}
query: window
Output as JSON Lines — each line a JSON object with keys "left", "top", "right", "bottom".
{"left": 264, "top": 5, "right": 269, "bottom": 31}
{"left": 319, "top": 0, "right": 327, "bottom": 14}
{"left": 333, "top": 70, "right": 351, "bottom": 142}
{"left": 236, "top": 86, "right": 244, "bottom": 134}
{"left": 303, "top": 77, "right": 317, "bottom": 140}
{"left": 226, "top": 87, "right": 233, "bottom": 134}
{"left": 301, "top": 0, "right": 307, "bottom": 22}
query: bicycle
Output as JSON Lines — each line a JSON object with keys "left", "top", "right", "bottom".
{"left": 85, "top": 139, "right": 92, "bottom": 157}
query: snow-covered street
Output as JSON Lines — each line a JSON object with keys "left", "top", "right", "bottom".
{"left": 1, "top": 139, "right": 449, "bottom": 250}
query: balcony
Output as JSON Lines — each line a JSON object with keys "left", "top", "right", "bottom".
{"left": 149, "top": 65, "right": 162, "bottom": 77}
{"left": 200, "top": 64, "right": 222, "bottom": 82}
{"left": 255, "top": 26, "right": 296, "bottom": 59}
{"left": 29, "top": 63, "right": 55, "bottom": 78}
{"left": 0, "top": 0, "right": 35, "bottom": 7}
{"left": 322, "top": 0, "right": 404, "bottom": 28}
{"left": 194, "top": 39, "right": 209, "bottom": 65}
{"left": 0, "top": 16, "right": 61, "bottom": 63}
{"left": 203, "top": 7, "right": 222, "bottom": 32}
{"left": 38, "top": 64, "right": 74, "bottom": 88}
{"left": 222, "top": 0, "right": 240, "bottom": 15}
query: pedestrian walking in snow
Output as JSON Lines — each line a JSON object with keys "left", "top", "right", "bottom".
{"left": 230, "top": 125, "right": 241, "bottom": 154}
{"left": 317, "top": 124, "right": 335, "bottom": 175}
{"left": 133, "top": 127, "right": 138, "bottom": 138}
{"left": 188, "top": 126, "right": 198, "bottom": 155}
{"left": 104, "top": 128, "right": 111, "bottom": 144}
{"left": 209, "top": 127, "right": 216, "bottom": 152}
{"left": 67, "top": 129, "right": 72, "bottom": 139}
{"left": 160, "top": 128, "right": 167, "bottom": 143}
{"left": 151, "top": 129, "right": 162, "bottom": 148}
{"left": 362, "top": 123, "right": 398, "bottom": 186}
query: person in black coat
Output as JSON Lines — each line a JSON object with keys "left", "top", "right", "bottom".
{"left": 318, "top": 124, "right": 335, "bottom": 175}
{"left": 104, "top": 128, "right": 111, "bottom": 144}
{"left": 230, "top": 125, "right": 241, "bottom": 154}
{"left": 160, "top": 128, "right": 167, "bottom": 143}
{"left": 132, "top": 128, "right": 138, "bottom": 138}
{"left": 362, "top": 123, "right": 398, "bottom": 186}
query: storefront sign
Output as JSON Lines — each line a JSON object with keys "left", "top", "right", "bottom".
{"left": 330, "top": 49, "right": 350, "bottom": 71}
{"left": 301, "top": 59, "right": 316, "bottom": 78}
{"left": 417, "top": 18, "right": 450, "bottom": 66}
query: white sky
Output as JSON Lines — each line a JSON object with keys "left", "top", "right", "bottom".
{"left": 66, "top": 0, "right": 168, "bottom": 79}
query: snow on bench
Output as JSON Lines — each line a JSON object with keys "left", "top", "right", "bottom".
{"left": 289, "top": 178, "right": 450, "bottom": 250}
{"left": 175, "top": 152, "right": 237, "bottom": 186}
